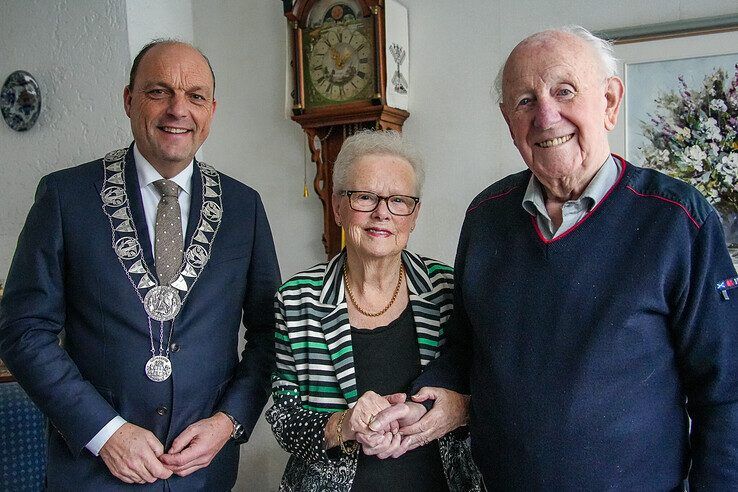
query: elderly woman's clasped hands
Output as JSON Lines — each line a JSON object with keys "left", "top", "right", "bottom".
{"left": 347, "top": 387, "right": 469, "bottom": 459}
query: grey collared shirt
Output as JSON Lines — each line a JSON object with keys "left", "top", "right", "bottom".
{"left": 522, "top": 156, "right": 621, "bottom": 240}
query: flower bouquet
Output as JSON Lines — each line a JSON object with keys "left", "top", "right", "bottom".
{"left": 640, "top": 64, "right": 738, "bottom": 262}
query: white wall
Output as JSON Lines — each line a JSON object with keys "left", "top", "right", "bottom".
{"left": 126, "top": 0, "right": 194, "bottom": 56}
{"left": 0, "top": 0, "right": 130, "bottom": 277}
{"left": 192, "top": 1, "right": 323, "bottom": 283}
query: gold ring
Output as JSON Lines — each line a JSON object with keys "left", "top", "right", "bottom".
{"left": 367, "top": 414, "right": 376, "bottom": 426}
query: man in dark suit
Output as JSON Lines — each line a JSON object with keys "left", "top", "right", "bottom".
{"left": 0, "top": 40, "right": 281, "bottom": 490}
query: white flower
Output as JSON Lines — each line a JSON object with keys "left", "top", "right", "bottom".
{"left": 709, "top": 142, "right": 720, "bottom": 157}
{"left": 675, "top": 126, "right": 691, "bottom": 140}
{"left": 710, "top": 99, "right": 728, "bottom": 112}
{"left": 703, "top": 117, "right": 722, "bottom": 141}
{"left": 722, "top": 153, "right": 738, "bottom": 170}
{"left": 684, "top": 145, "right": 707, "bottom": 171}
{"left": 721, "top": 154, "right": 738, "bottom": 187}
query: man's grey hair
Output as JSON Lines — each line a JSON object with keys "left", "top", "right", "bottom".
{"left": 493, "top": 25, "right": 618, "bottom": 103}
{"left": 333, "top": 129, "right": 425, "bottom": 196}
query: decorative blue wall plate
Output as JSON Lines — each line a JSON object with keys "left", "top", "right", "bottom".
{"left": 1, "top": 71, "right": 42, "bottom": 132}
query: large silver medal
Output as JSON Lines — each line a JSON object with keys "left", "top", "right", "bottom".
{"left": 145, "top": 355, "right": 172, "bottom": 382}
{"left": 144, "top": 285, "right": 181, "bottom": 321}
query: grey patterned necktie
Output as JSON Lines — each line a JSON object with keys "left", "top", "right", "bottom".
{"left": 153, "top": 179, "right": 183, "bottom": 285}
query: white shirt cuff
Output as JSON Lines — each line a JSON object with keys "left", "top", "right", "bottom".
{"left": 85, "top": 416, "right": 127, "bottom": 456}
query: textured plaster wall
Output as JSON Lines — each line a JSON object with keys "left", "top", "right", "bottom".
{"left": 125, "top": 0, "right": 194, "bottom": 60}
{"left": 0, "top": 0, "right": 130, "bottom": 278}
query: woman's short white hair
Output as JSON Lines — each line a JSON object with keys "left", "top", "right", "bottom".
{"left": 493, "top": 25, "right": 618, "bottom": 103}
{"left": 332, "top": 129, "right": 425, "bottom": 196}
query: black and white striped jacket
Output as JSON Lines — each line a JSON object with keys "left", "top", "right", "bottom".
{"left": 266, "top": 250, "right": 481, "bottom": 491}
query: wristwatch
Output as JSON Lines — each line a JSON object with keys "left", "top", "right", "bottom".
{"left": 222, "top": 412, "right": 244, "bottom": 440}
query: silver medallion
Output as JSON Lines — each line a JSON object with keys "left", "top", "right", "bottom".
{"left": 145, "top": 355, "right": 172, "bottom": 382}
{"left": 114, "top": 237, "right": 140, "bottom": 260}
{"left": 107, "top": 172, "right": 124, "bottom": 185}
{"left": 199, "top": 163, "right": 217, "bottom": 176}
{"left": 102, "top": 186, "right": 126, "bottom": 207}
{"left": 204, "top": 185, "right": 221, "bottom": 198}
{"left": 143, "top": 285, "right": 181, "bottom": 321}
{"left": 112, "top": 207, "right": 130, "bottom": 220}
{"left": 171, "top": 275, "right": 188, "bottom": 292}
{"left": 186, "top": 244, "right": 209, "bottom": 268}
{"left": 105, "top": 161, "right": 123, "bottom": 172}
{"left": 104, "top": 148, "right": 128, "bottom": 162}
{"left": 202, "top": 201, "right": 222, "bottom": 222}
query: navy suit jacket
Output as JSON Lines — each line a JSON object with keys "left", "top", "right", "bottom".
{"left": 0, "top": 147, "right": 281, "bottom": 491}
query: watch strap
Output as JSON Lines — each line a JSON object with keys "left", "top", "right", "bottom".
{"left": 221, "top": 411, "right": 244, "bottom": 440}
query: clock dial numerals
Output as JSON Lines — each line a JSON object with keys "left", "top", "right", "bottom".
{"left": 305, "top": 20, "right": 374, "bottom": 106}
{"left": 325, "top": 30, "right": 340, "bottom": 46}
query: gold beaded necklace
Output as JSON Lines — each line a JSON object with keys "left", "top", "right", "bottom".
{"left": 343, "top": 262, "right": 404, "bottom": 317}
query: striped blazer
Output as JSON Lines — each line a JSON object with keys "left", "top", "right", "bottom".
{"left": 266, "top": 250, "right": 481, "bottom": 491}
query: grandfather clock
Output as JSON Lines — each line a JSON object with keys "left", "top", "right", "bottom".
{"left": 282, "top": 0, "right": 410, "bottom": 258}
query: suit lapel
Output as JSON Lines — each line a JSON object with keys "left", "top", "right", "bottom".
{"left": 403, "top": 251, "right": 443, "bottom": 367}
{"left": 319, "top": 252, "right": 359, "bottom": 406}
{"left": 409, "top": 295, "right": 442, "bottom": 367}
{"left": 321, "top": 304, "right": 358, "bottom": 405}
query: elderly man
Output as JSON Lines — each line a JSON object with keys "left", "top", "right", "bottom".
{"left": 0, "top": 40, "right": 280, "bottom": 490}
{"left": 373, "top": 26, "right": 738, "bottom": 489}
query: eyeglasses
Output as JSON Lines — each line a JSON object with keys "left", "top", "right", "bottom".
{"left": 339, "top": 190, "right": 420, "bottom": 216}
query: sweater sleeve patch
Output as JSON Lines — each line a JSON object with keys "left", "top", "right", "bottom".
{"left": 716, "top": 276, "right": 738, "bottom": 300}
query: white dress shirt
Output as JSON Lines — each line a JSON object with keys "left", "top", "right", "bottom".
{"left": 85, "top": 144, "right": 193, "bottom": 456}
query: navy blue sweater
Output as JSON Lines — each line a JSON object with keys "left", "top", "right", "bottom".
{"left": 417, "top": 158, "right": 738, "bottom": 490}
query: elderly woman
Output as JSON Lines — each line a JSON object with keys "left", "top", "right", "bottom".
{"left": 266, "top": 130, "right": 480, "bottom": 491}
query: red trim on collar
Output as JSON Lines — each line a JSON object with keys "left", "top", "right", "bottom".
{"left": 534, "top": 155, "right": 628, "bottom": 244}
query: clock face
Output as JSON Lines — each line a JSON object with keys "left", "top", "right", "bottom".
{"left": 303, "top": 6, "right": 375, "bottom": 108}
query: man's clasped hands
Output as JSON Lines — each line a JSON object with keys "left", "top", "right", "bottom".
{"left": 98, "top": 412, "right": 234, "bottom": 484}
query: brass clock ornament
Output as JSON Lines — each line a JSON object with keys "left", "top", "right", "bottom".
{"left": 283, "top": 0, "right": 410, "bottom": 258}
